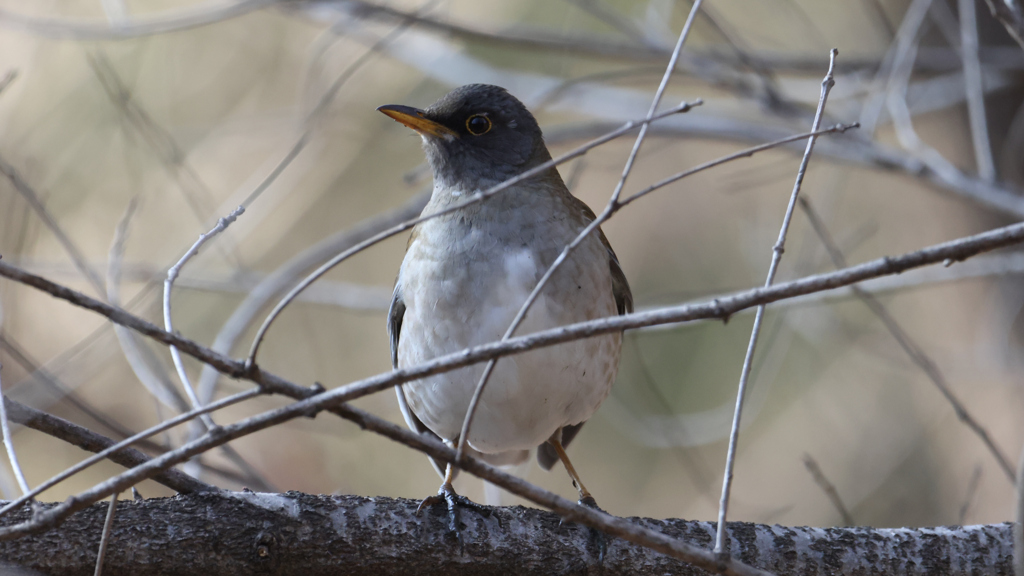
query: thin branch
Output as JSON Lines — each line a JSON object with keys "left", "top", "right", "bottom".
{"left": 317, "top": 0, "right": 1024, "bottom": 73}
{"left": 0, "top": 333, "right": 156, "bottom": 444}
{"left": 92, "top": 492, "right": 118, "bottom": 576}
{"left": 715, "top": 48, "right": 838, "bottom": 556}
{"left": 195, "top": 190, "right": 428, "bottom": 406}
{"left": 108, "top": 202, "right": 270, "bottom": 491}
{"left": 1, "top": 396, "right": 216, "bottom": 498}
{"left": 0, "top": 338, "right": 254, "bottom": 491}
{"left": 959, "top": 0, "right": 997, "bottom": 181}
{"left": 0, "top": 70, "right": 16, "bottom": 97}
{"left": 164, "top": 206, "right": 244, "bottom": 418}
{"left": 981, "top": 0, "right": 1024, "bottom": 50}
{"left": 107, "top": 198, "right": 190, "bottom": 414}
{"left": 959, "top": 465, "right": 982, "bottom": 524}
{"left": 560, "top": 0, "right": 662, "bottom": 48}
{"left": 801, "top": 453, "right": 854, "bottom": 526}
{"left": 0, "top": 155, "right": 106, "bottom": 296}
{"left": 457, "top": 0, "right": 704, "bottom": 462}
{"left": 240, "top": 0, "right": 434, "bottom": 211}
{"left": 0, "top": 367, "right": 29, "bottom": 496}
{"left": 0, "top": 0, "right": 275, "bottom": 40}
{"left": 859, "top": 0, "right": 933, "bottom": 136}
{"left": 798, "top": 195, "right": 1016, "bottom": 483}
{"left": 547, "top": 115, "right": 1024, "bottom": 218}
{"left": 617, "top": 123, "right": 859, "bottom": 208}
{"left": 245, "top": 100, "right": 701, "bottom": 364}
{"left": 0, "top": 390, "right": 256, "bottom": 516}
{"left": 88, "top": 52, "right": 238, "bottom": 259}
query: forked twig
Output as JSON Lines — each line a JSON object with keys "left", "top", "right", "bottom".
{"left": 164, "top": 206, "right": 244, "bottom": 418}
{"left": 715, "top": 48, "right": 839, "bottom": 556}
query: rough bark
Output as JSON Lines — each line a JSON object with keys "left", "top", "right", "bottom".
{"left": 0, "top": 491, "right": 1011, "bottom": 576}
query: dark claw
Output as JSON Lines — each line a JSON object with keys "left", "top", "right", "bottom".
{"left": 416, "top": 483, "right": 487, "bottom": 552}
{"left": 578, "top": 495, "right": 609, "bottom": 562}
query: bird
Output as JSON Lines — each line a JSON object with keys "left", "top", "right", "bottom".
{"left": 379, "top": 84, "right": 632, "bottom": 541}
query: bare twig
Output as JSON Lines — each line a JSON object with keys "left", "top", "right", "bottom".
{"left": 560, "top": 0, "right": 661, "bottom": 47}
{"left": 798, "top": 196, "right": 1016, "bottom": 483}
{"left": 108, "top": 202, "right": 269, "bottom": 490}
{"left": 0, "top": 0, "right": 275, "bottom": 39}
{"left": 959, "top": 0, "right": 997, "bottom": 181}
{"left": 547, "top": 114, "right": 1024, "bottom": 218}
{"left": 715, "top": 48, "right": 838, "bottom": 556}
{"left": 107, "top": 198, "right": 189, "bottom": 412}
{"left": 240, "top": 0, "right": 436, "bottom": 212}
{"left": 457, "top": 0, "right": 705, "bottom": 462}
{"left": 802, "top": 453, "right": 854, "bottom": 526}
{"left": 245, "top": 100, "right": 701, "bottom": 364}
{"left": 1, "top": 396, "right": 215, "bottom": 498}
{"left": 89, "top": 54, "right": 220, "bottom": 232}
{"left": 618, "top": 123, "right": 859, "bottom": 208}
{"left": 0, "top": 70, "right": 16, "bottom": 97}
{"left": 0, "top": 366, "right": 29, "bottom": 496}
{"left": 0, "top": 333, "right": 158, "bottom": 444}
{"left": 959, "top": 465, "right": 982, "bottom": 524}
{"left": 0, "top": 155, "right": 106, "bottom": 296}
{"left": 195, "top": 191, "right": 428, "bottom": 406}
{"left": 0, "top": 390, "right": 253, "bottom": 516}
{"left": 92, "top": 492, "right": 118, "bottom": 576}
{"left": 981, "top": 0, "right": 1024, "bottom": 50}
{"left": 859, "top": 0, "right": 933, "bottom": 136}
{"left": 164, "top": 206, "right": 244, "bottom": 417}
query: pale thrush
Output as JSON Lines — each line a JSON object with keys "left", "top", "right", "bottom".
{"left": 380, "top": 84, "right": 632, "bottom": 540}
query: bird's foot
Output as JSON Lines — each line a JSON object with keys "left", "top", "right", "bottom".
{"left": 416, "top": 482, "right": 488, "bottom": 551}
{"left": 560, "top": 494, "right": 609, "bottom": 562}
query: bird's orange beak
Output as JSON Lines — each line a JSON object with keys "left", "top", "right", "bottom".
{"left": 377, "top": 104, "right": 457, "bottom": 139}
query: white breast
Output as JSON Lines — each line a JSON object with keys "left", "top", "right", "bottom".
{"left": 397, "top": 217, "right": 621, "bottom": 454}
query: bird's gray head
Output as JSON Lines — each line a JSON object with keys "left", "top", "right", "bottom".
{"left": 378, "top": 84, "right": 554, "bottom": 192}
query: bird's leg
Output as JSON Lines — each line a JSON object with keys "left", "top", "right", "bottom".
{"left": 415, "top": 457, "right": 487, "bottom": 550}
{"left": 548, "top": 433, "right": 608, "bottom": 561}
{"left": 548, "top": 434, "right": 596, "bottom": 506}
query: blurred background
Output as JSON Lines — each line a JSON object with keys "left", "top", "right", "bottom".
{"left": 0, "top": 0, "right": 1022, "bottom": 531}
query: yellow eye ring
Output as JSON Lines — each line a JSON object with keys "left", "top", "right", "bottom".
{"left": 466, "top": 114, "right": 492, "bottom": 135}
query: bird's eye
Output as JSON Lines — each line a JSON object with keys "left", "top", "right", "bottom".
{"left": 466, "top": 114, "right": 492, "bottom": 135}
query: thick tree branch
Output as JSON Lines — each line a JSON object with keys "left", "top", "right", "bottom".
{"left": 0, "top": 491, "right": 1010, "bottom": 576}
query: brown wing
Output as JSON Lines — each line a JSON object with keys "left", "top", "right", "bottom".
{"left": 537, "top": 195, "right": 633, "bottom": 470}
{"left": 389, "top": 281, "right": 448, "bottom": 479}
